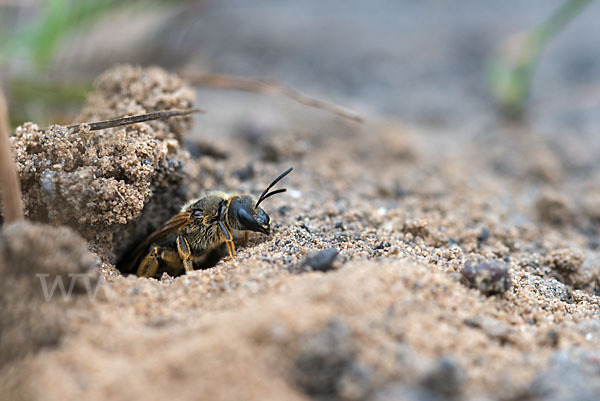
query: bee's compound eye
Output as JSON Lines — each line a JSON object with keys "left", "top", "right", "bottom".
{"left": 192, "top": 210, "right": 202, "bottom": 218}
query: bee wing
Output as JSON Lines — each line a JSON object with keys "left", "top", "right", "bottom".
{"left": 120, "top": 212, "right": 193, "bottom": 274}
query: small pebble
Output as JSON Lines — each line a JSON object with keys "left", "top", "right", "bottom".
{"left": 420, "top": 356, "right": 465, "bottom": 399}
{"left": 477, "top": 227, "right": 490, "bottom": 242}
{"left": 301, "top": 248, "right": 339, "bottom": 272}
{"left": 461, "top": 260, "right": 512, "bottom": 295}
{"left": 232, "top": 163, "right": 255, "bottom": 181}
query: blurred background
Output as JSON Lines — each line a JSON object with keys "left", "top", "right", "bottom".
{"left": 0, "top": 0, "right": 598, "bottom": 136}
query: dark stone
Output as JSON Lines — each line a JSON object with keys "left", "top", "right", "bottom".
{"left": 477, "top": 227, "right": 490, "bottom": 242}
{"left": 232, "top": 163, "right": 255, "bottom": 181}
{"left": 461, "top": 260, "right": 512, "bottom": 295}
{"left": 291, "top": 319, "right": 356, "bottom": 398}
{"left": 301, "top": 248, "right": 339, "bottom": 272}
{"left": 420, "top": 356, "right": 465, "bottom": 399}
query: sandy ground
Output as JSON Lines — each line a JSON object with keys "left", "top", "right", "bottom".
{"left": 2, "top": 3, "right": 600, "bottom": 400}
{"left": 1, "top": 62, "right": 600, "bottom": 401}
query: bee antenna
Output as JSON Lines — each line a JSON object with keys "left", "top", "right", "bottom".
{"left": 256, "top": 167, "right": 293, "bottom": 208}
{"left": 256, "top": 188, "right": 287, "bottom": 207}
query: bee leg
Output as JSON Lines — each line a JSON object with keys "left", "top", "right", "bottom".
{"left": 137, "top": 246, "right": 160, "bottom": 278}
{"left": 176, "top": 234, "right": 194, "bottom": 273}
{"left": 224, "top": 240, "right": 236, "bottom": 259}
{"left": 241, "top": 231, "right": 249, "bottom": 246}
{"left": 218, "top": 221, "right": 236, "bottom": 259}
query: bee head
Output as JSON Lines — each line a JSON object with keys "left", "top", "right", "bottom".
{"left": 228, "top": 167, "right": 293, "bottom": 235}
{"left": 229, "top": 195, "right": 271, "bottom": 234}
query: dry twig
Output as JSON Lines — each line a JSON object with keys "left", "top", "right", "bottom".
{"left": 183, "top": 72, "right": 363, "bottom": 123}
{"left": 41, "top": 108, "right": 204, "bottom": 133}
{"left": 0, "top": 89, "right": 24, "bottom": 223}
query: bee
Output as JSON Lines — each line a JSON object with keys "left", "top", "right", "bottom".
{"left": 120, "top": 167, "right": 293, "bottom": 278}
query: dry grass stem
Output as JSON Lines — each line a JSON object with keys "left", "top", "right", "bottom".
{"left": 183, "top": 72, "right": 363, "bottom": 123}
{"left": 0, "top": 89, "right": 24, "bottom": 223}
{"left": 41, "top": 108, "right": 204, "bottom": 133}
